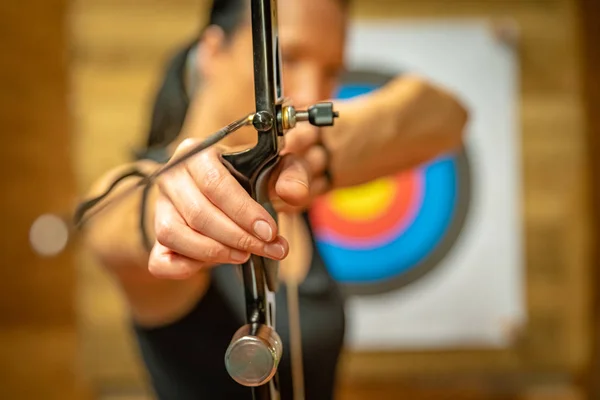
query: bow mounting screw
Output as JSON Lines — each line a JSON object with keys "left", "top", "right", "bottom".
{"left": 253, "top": 111, "right": 274, "bottom": 132}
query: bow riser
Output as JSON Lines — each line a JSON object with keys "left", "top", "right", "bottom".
{"left": 222, "top": 1, "right": 284, "bottom": 398}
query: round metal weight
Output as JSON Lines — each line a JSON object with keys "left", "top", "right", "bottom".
{"left": 225, "top": 324, "right": 283, "bottom": 387}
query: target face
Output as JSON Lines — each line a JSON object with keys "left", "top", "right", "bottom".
{"left": 309, "top": 70, "right": 472, "bottom": 296}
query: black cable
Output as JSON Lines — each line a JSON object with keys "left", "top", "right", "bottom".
{"left": 73, "top": 168, "right": 149, "bottom": 227}
{"left": 72, "top": 113, "right": 252, "bottom": 232}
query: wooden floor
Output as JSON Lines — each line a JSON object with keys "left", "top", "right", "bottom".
{"left": 93, "top": 384, "right": 583, "bottom": 400}
{"left": 0, "top": 329, "right": 93, "bottom": 400}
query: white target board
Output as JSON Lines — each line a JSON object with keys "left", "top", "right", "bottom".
{"left": 308, "top": 20, "right": 524, "bottom": 350}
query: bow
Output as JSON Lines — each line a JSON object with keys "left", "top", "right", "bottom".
{"left": 31, "top": 0, "right": 339, "bottom": 399}
{"left": 219, "top": 1, "right": 340, "bottom": 398}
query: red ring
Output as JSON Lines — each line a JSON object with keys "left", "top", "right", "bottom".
{"left": 309, "top": 171, "right": 422, "bottom": 240}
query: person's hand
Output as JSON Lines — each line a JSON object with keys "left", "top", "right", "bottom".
{"left": 148, "top": 139, "right": 311, "bottom": 279}
{"left": 275, "top": 124, "right": 332, "bottom": 212}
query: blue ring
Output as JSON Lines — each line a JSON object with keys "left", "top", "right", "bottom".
{"left": 315, "top": 158, "right": 458, "bottom": 283}
{"left": 312, "top": 83, "right": 461, "bottom": 284}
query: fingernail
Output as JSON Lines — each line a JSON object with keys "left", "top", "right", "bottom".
{"left": 253, "top": 220, "right": 273, "bottom": 241}
{"left": 231, "top": 250, "right": 249, "bottom": 263}
{"left": 264, "top": 243, "right": 285, "bottom": 260}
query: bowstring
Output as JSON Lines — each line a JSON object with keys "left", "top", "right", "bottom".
{"left": 288, "top": 278, "right": 305, "bottom": 400}
{"left": 279, "top": 213, "right": 306, "bottom": 400}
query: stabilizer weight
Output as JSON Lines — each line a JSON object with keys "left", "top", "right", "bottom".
{"left": 225, "top": 324, "right": 283, "bottom": 387}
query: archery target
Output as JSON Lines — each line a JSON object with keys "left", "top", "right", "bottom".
{"left": 309, "top": 71, "right": 471, "bottom": 296}
{"left": 314, "top": 21, "right": 524, "bottom": 351}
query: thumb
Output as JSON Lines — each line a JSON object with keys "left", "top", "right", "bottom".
{"left": 270, "top": 154, "right": 311, "bottom": 208}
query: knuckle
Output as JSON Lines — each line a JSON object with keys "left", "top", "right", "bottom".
{"left": 148, "top": 256, "right": 169, "bottom": 278}
{"left": 202, "top": 167, "right": 226, "bottom": 194}
{"left": 203, "top": 245, "right": 224, "bottom": 262}
{"left": 233, "top": 199, "right": 250, "bottom": 222}
{"left": 186, "top": 201, "right": 210, "bottom": 232}
{"left": 155, "top": 218, "right": 175, "bottom": 246}
{"left": 236, "top": 234, "right": 255, "bottom": 252}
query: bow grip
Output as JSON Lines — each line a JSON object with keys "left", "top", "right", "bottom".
{"left": 220, "top": 149, "right": 281, "bottom": 293}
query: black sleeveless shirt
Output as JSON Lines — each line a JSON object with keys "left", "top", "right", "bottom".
{"left": 133, "top": 214, "right": 346, "bottom": 400}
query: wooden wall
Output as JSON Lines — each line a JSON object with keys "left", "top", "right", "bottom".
{"left": 70, "top": 0, "right": 206, "bottom": 395}
{"left": 0, "top": 1, "right": 92, "bottom": 399}
{"left": 578, "top": 0, "right": 600, "bottom": 397}
{"left": 341, "top": 0, "right": 591, "bottom": 394}
{"left": 69, "top": 0, "right": 594, "bottom": 399}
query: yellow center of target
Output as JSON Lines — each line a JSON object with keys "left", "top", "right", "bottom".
{"left": 329, "top": 178, "right": 397, "bottom": 221}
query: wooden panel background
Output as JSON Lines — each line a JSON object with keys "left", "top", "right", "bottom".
{"left": 578, "top": 0, "right": 600, "bottom": 398}
{"left": 0, "top": 1, "right": 92, "bottom": 399}
{"left": 69, "top": 0, "right": 593, "bottom": 398}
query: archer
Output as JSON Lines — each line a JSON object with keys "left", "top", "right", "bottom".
{"left": 82, "top": 0, "right": 468, "bottom": 398}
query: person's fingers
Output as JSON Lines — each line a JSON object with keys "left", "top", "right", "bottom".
{"left": 148, "top": 242, "right": 210, "bottom": 280}
{"left": 272, "top": 154, "right": 311, "bottom": 207}
{"left": 303, "top": 145, "right": 328, "bottom": 176}
{"left": 159, "top": 166, "right": 289, "bottom": 260}
{"left": 270, "top": 175, "right": 331, "bottom": 214}
{"left": 186, "top": 149, "right": 280, "bottom": 242}
{"left": 153, "top": 195, "right": 251, "bottom": 265}
{"left": 310, "top": 176, "right": 331, "bottom": 199}
{"left": 271, "top": 198, "right": 306, "bottom": 214}
{"left": 281, "top": 125, "right": 320, "bottom": 156}
{"left": 267, "top": 151, "right": 331, "bottom": 214}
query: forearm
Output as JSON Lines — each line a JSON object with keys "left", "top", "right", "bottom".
{"left": 323, "top": 75, "right": 468, "bottom": 188}
{"left": 82, "top": 161, "right": 208, "bottom": 328}
{"left": 82, "top": 161, "right": 158, "bottom": 274}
